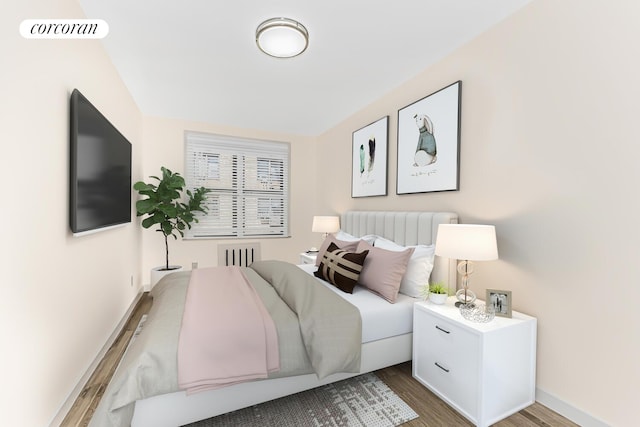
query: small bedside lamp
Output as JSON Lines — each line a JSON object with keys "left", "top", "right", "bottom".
{"left": 312, "top": 215, "right": 340, "bottom": 238}
{"left": 310, "top": 216, "right": 340, "bottom": 251}
{"left": 435, "top": 224, "right": 498, "bottom": 307}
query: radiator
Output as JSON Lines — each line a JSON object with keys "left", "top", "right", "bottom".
{"left": 218, "top": 242, "right": 261, "bottom": 267}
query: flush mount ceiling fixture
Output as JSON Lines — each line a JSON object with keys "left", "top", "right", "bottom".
{"left": 256, "top": 17, "right": 309, "bottom": 58}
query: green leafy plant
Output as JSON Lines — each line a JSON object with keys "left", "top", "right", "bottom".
{"left": 133, "top": 167, "right": 210, "bottom": 270}
{"left": 429, "top": 282, "right": 448, "bottom": 295}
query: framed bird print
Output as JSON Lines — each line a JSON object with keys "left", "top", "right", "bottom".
{"left": 352, "top": 116, "right": 388, "bottom": 198}
{"left": 396, "top": 81, "right": 461, "bottom": 194}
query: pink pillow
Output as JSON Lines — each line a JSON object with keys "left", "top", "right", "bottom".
{"left": 315, "top": 235, "right": 360, "bottom": 266}
{"left": 356, "top": 240, "right": 414, "bottom": 303}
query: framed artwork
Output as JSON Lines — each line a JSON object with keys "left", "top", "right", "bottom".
{"left": 352, "top": 116, "right": 388, "bottom": 198}
{"left": 486, "top": 289, "right": 512, "bottom": 318}
{"left": 396, "top": 81, "right": 461, "bottom": 194}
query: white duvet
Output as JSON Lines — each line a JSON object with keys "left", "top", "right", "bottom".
{"left": 297, "top": 263, "right": 417, "bottom": 343}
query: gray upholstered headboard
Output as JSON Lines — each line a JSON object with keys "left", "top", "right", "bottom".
{"left": 341, "top": 211, "right": 459, "bottom": 290}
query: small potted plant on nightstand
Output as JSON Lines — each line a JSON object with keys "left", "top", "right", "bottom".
{"left": 427, "top": 283, "right": 449, "bottom": 304}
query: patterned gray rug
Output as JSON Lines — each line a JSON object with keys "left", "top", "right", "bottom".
{"left": 183, "top": 372, "right": 418, "bottom": 427}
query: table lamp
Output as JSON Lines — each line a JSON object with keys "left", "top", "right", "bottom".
{"left": 310, "top": 215, "right": 340, "bottom": 251}
{"left": 434, "top": 224, "right": 498, "bottom": 307}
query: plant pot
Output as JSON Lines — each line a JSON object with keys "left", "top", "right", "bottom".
{"left": 429, "top": 292, "right": 448, "bottom": 305}
{"left": 150, "top": 265, "right": 183, "bottom": 288}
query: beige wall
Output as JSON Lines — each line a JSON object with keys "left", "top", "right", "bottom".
{"left": 1, "top": 1, "right": 143, "bottom": 426}
{"left": 139, "top": 116, "right": 319, "bottom": 283}
{"left": 315, "top": 1, "right": 640, "bottom": 425}
{"left": 7, "top": 0, "right": 638, "bottom": 426}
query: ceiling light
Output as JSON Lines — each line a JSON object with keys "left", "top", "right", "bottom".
{"left": 256, "top": 17, "right": 309, "bottom": 58}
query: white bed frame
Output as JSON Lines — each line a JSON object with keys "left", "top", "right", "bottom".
{"left": 132, "top": 211, "right": 458, "bottom": 427}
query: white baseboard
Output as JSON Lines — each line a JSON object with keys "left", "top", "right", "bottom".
{"left": 49, "top": 291, "right": 144, "bottom": 427}
{"left": 536, "top": 388, "right": 610, "bottom": 427}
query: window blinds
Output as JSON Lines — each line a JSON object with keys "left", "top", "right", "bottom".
{"left": 184, "top": 131, "right": 290, "bottom": 238}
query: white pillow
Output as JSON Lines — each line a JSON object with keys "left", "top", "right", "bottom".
{"left": 335, "top": 230, "right": 377, "bottom": 245}
{"left": 374, "top": 238, "right": 435, "bottom": 298}
{"left": 372, "top": 236, "right": 397, "bottom": 247}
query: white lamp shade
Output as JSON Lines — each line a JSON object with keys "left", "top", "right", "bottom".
{"left": 435, "top": 224, "right": 498, "bottom": 261}
{"left": 256, "top": 18, "right": 309, "bottom": 58}
{"left": 312, "top": 216, "right": 340, "bottom": 234}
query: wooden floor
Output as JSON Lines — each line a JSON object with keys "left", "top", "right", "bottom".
{"left": 61, "top": 293, "right": 153, "bottom": 427}
{"left": 62, "top": 292, "right": 577, "bottom": 427}
{"left": 376, "top": 363, "right": 578, "bottom": 427}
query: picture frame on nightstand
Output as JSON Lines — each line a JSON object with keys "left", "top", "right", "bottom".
{"left": 486, "top": 289, "right": 512, "bottom": 318}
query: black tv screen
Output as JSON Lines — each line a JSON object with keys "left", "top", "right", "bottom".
{"left": 70, "top": 89, "right": 132, "bottom": 235}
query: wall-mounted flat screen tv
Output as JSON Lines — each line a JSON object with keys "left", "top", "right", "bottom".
{"left": 70, "top": 89, "right": 132, "bottom": 236}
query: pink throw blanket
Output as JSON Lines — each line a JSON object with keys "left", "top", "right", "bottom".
{"left": 177, "top": 267, "right": 279, "bottom": 394}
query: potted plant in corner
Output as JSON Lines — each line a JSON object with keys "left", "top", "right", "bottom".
{"left": 427, "top": 282, "right": 449, "bottom": 305}
{"left": 134, "top": 166, "right": 210, "bottom": 287}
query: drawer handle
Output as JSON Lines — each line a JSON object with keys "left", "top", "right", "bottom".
{"left": 435, "top": 325, "right": 450, "bottom": 334}
{"left": 435, "top": 362, "right": 450, "bottom": 373}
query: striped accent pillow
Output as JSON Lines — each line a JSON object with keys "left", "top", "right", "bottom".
{"left": 314, "top": 242, "right": 369, "bottom": 293}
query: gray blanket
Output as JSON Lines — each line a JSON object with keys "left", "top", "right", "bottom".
{"left": 90, "top": 261, "right": 361, "bottom": 427}
{"left": 250, "top": 260, "right": 362, "bottom": 378}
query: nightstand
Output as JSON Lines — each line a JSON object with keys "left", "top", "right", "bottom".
{"left": 299, "top": 251, "right": 318, "bottom": 264}
{"left": 413, "top": 297, "right": 537, "bottom": 427}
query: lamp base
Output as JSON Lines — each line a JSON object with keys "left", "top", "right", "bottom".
{"left": 455, "top": 288, "right": 477, "bottom": 306}
{"left": 455, "top": 301, "right": 476, "bottom": 308}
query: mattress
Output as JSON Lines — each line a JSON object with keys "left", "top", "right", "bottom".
{"left": 298, "top": 263, "right": 416, "bottom": 343}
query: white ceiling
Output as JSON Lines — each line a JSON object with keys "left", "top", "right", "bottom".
{"left": 79, "top": 0, "right": 531, "bottom": 136}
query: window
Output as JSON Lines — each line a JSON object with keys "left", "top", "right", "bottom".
{"left": 184, "top": 131, "right": 290, "bottom": 238}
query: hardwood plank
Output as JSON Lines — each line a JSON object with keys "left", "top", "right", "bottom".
{"left": 61, "top": 293, "right": 152, "bottom": 427}
{"left": 62, "top": 293, "right": 576, "bottom": 427}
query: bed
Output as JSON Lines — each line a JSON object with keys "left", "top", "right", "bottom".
{"left": 91, "top": 211, "right": 458, "bottom": 427}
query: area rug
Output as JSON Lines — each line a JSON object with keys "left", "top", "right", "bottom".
{"left": 184, "top": 372, "right": 418, "bottom": 427}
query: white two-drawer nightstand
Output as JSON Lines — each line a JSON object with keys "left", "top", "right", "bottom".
{"left": 299, "top": 251, "right": 318, "bottom": 264}
{"left": 413, "top": 297, "right": 537, "bottom": 427}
